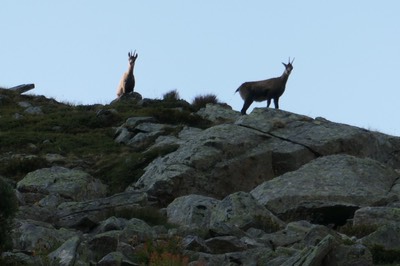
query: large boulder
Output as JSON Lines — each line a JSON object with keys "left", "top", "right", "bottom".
{"left": 129, "top": 122, "right": 315, "bottom": 204}
{"left": 55, "top": 191, "right": 148, "bottom": 230}
{"left": 12, "top": 219, "right": 78, "bottom": 255}
{"left": 251, "top": 154, "right": 399, "bottom": 225}
{"left": 353, "top": 206, "right": 400, "bottom": 227}
{"left": 167, "top": 194, "right": 219, "bottom": 229}
{"left": 242, "top": 108, "right": 400, "bottom": 169}
{"left": 16, "top": 166, "right": 107, "bottom": 205}
{"left": 209, "top": 191, "right": 284, "bottom": 232}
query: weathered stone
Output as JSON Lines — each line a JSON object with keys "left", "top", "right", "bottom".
{"left": 25, "top": 106, "right": 43, "bottom": 115}
{"left": 131, "top": 124, "right": 276, "bottom": 203}
{"left": 166, "top": 194, "right": 219, "bottom": 228}
{"left": 331, "top": 243, "right": 373, "bottom": 266}
{"left": 353, "top": 207, "right": 400, "bottom": 227}
{"left": 182, "top": 235, "right": 211, "bottom": 253}
{"left": 238, "top": 108, "right": 400, "bottom": 169}
{"left": 9, "top": 83, "right": 35, "bottom": 93}
{"left": 120, "top": 218, "right": 155, "bottom": 243}
{"left": 205, "top": 236, "right": 247, "bottom": 254}
{"left": 94, "top": 216, "right": 128, "bottom": 234}
{"left": 281, "top": 234, "right": 335, "bottom": 266}
{"left": 56, "top": 192, "right": 148, "bottom": 230}
{"left": 251, "top": 155, "right": 398, "bottom": 225}
{"left": 18, "top": 101, "right": 32, "bottom": 108}
{"left": 196, "top": 103, "right": 240, "bottom": 124}
{"left": 116, "top": 120, "right": 177, "bottom": 151}
{"left": 17, "top": 166, "right": 107, "bottom": 205}
{"left": 1, "top": 251, "right": 43, "bottom": 266}
{"left": 12, "top": 219, "right": 77, "bottom": 254}
{"left": 210, "top": 191, "right": 284, "bottom": 232}
{"left": 97, "top": 251, "right": 136, "bottom": 266}
{"left": 48, "top": 235, "right": 81, "bottom": 266}
{"left": 88, "top": 231, "right": 120, "bottom": 261}
{"left": 361, "top": 224, "right": 400, "bottom": 250}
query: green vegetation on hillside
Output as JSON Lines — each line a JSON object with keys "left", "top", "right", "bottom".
{"left": 0, "top": 89, "right": 213, "bottom": 193}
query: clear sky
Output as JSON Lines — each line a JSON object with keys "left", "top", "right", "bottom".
{"left": 2, "top": 1, "right": 400, "bottom": 135}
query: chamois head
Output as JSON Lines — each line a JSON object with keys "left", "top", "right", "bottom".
{"left": 128, "top": 50, "right": 138, "bottom": 67}
{"left": 282, "top": 57, "right": 295, "bottom": 76}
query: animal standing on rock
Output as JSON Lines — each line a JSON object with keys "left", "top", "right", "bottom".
{"left": 116, "top": 50, "right": 138, "bottom": 98}
{"left": 235, "top": 58, "right": 294, "bottom": 115}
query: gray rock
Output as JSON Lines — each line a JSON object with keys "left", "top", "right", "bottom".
{"left": 182, "top": 235, "right": 211, "bottom": 253}
{"left": 48, "top": 235, "right": 81, "bottom": 266}
{"left": 18, "top": 101, "right": 32, "bottom": 108}
{"left": 56, "top": 192, "right": 148, "bottom": 230}
{"left": 281, "top": 234, "right": 335, "bottom": 266}
{"left": 238, "top": 108, "right": 400, "bottom": 169}
{"left": 131, "top": 124, "right": 277, "bottom": 203}
{"left": 331, "top": 243, "right": 373, "bottom": 266}
{"left": 251, "top": 155, "right": 399, "bottom": 224}
{"left": 210, "top": 191, "right": 284, "bottom": 232}
{"left": 361, "top": 224, "right": 400, "bottom": 250}
{"left": 88, "top": 231, "right": 120, "bottom": 261}
{"left": 9, "top": 83, "right": 35, "bottom": 93}
{"left": 25, "top": 106, "right": 43, "bottom": 115}
{"left": 116, "top": 119, "right": 178, "bottom": 151}
{"left": 167, "top": 194, "right": 219, "bottom": 228}
{"left": 1, "top": 251, "right": 43, "bottom": 266}
{"left": 196, "top": 104, "right": 240, "bottom": 124}
{"left": 97, "top": 251, "right": 137, "bottom": 266}
{"left": 94, "top": 216, "right": 128, "bottom": 234}
{"left": 353, "top": 206, "right": 400, "bottom": 227}
{"left": 205, "top": 236, "right": 247, "bottom": 254}
{"left": 17, "top": 166, "right": 107, "bottom": 205}
{"left": 12, "top": 219, "right": 77, "bottom": 254}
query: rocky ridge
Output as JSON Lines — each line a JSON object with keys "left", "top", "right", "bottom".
{"left": 1, "top": 90, "right": 400, "bottom": 265}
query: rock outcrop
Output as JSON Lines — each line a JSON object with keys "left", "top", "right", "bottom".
{"left": 2, "top": 93, "right": 400, "bottom": 265}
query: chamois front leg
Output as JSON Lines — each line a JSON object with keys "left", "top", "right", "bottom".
{"left": 241, "top": 98, "right": 253, "bottom": 115}
{"left": 267, "top": 99, "right": 272, "bottom": 108}
{"left": 273, "top": 98, "right": 279, "bottom": 109}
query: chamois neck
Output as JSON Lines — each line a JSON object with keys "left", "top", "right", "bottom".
{"left": 127, "top": 63, "right": 134, "bottom": 75}
{"left": 281, "top": 69, "right": 291, "bottom": 81}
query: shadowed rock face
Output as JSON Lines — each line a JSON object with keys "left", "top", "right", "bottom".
{"left": 251, "top": 154, "right": 399, "bottom": 226}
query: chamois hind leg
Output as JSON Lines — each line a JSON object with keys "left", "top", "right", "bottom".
{"left": 273, "top": 98, "right": 280, "bottom": 109}
{"left": 241, "top": 98, "right": 253, "bottom": 115}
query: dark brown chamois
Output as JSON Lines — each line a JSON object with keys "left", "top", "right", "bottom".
{"left": 117, "top": 50, "right": 138, "bottom": 98}
{"left": 235, "top": 57, "right": 294, "bottom": 115}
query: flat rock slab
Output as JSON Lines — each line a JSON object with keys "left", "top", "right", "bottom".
{"left": 9, "top": 83, "right": 35, "bottom": 94}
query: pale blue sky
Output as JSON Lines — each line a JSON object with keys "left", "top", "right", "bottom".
{"left": 1, "top": 1, "right": 399, "bottom": 135}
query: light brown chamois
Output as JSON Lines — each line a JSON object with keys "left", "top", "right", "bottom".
{"left": 235, "top": 57, "right": 294, "bottom": 115}
{"left": 116, "top": 50, "right": 138, "bottom": 98}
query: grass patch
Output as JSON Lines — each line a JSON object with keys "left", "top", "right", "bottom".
{"left": 0, "top": 156, "right": 49, "bottom": 181}
{"left": 370, "top": 245, "right": 400, "bottom": 264}
{"left": 191, "top": 93, "right": 220, "bottom": 111}
{"left": 163, "top": 89, "right": 180, "bottom": 101}
{"left": 93, "top": 145, "right": 179, "bottom": 194}
{"left": 0, "top": 178, "right": 18, "bottom": 252}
